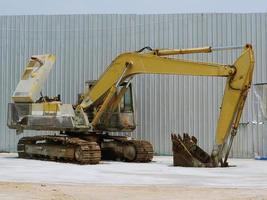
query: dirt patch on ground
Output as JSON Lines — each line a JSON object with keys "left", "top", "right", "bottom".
{"left": 0, "top": 182, "right": 266, "bottom": 200}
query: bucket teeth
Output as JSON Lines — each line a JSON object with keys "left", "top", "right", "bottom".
{"left": 171, "top": 133, "right": 214, "bottom": 167}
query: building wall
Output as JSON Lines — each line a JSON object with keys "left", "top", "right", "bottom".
{"left": 0, "top": 13, "right": 266, "bottom": 157}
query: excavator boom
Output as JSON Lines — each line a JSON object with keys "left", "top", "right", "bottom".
{"left": 80, "top": 44, "right": 254, "bottom": 167}
{"left": 80, "top": 51, "right": 234, "bottom": 108}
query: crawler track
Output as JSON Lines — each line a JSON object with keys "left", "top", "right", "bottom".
{"left": 124, "top": 140, "right": 154, "bottom": 162}
{"left": 17, "top": 135, "right": 101, "bottom": 164}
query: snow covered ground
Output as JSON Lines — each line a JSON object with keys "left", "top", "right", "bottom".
{"left": 0, "top": 153, "right": 267, "bottom": 188}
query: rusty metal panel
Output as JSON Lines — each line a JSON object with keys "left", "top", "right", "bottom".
{"left": 0, "top": 13, "right": 267, "bottom": 158}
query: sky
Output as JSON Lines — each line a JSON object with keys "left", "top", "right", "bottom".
{"left": 0, "top": 0, "right": 266, "bottom": 15}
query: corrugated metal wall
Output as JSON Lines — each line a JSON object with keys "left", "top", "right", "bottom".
{"left": 0, "top": 13, "right": 266, "bottom": 157}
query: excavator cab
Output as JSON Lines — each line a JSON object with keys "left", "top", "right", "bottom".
{"left": 83, "top": 80, "right": 136, "bottom": 132}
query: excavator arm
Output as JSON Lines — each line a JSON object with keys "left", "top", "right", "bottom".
{"left": 80, "top": 45, "right": 254, "bottom": 167}
{"left": 213, "top": 46, "right": 254, "bottom": 166}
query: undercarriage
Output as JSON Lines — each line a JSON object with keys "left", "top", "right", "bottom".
{"left": 17, "top": 133, "right": 154, "bottom": 164}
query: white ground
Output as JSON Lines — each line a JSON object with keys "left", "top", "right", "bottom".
{"left": 1, "top": 153, "right": 267, "bottom": 200}
{"left": 0, "top": 153, "right": 267, "bottom": 188}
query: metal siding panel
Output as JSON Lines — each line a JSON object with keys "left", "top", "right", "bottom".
{"left": 0, "top": 13, "right": 266, "bottom": 158}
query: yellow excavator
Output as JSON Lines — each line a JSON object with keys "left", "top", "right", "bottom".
{"left": 7, "top": 44, "right": 254, "bottom": 167}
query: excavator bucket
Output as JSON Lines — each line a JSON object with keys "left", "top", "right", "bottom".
{"left": 171, "top": 133, "right": 214, "bottom": 167}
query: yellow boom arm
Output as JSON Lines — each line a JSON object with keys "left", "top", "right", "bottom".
{"left": 80, "top": 45, "right": 254, "bottom": 164}
{"left": 81, "top": 50, "right": 235, "bottom": 108}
